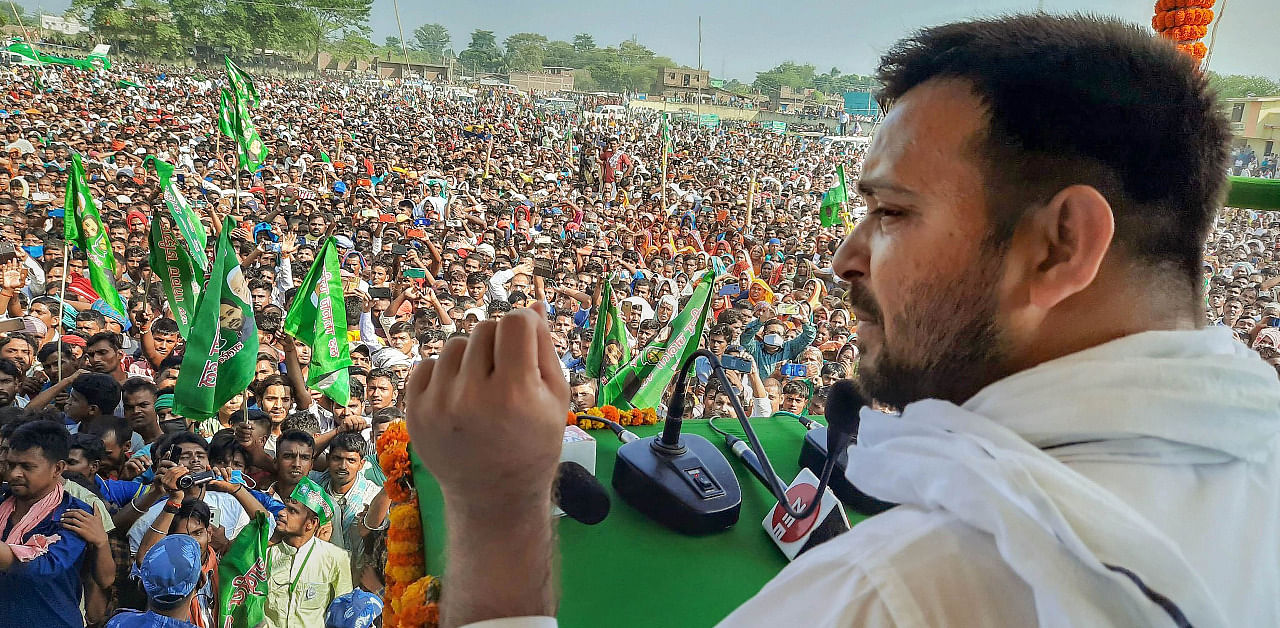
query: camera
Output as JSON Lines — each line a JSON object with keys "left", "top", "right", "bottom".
{"left": 176, "top": 470, "right": 217, "bottom": 490}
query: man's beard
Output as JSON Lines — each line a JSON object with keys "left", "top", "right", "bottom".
{"left": 848, "top": 253, "right": 1012, "bottom": 410}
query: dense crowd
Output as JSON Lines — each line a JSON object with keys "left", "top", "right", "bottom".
{"left": 0, "top": 55, "right": 1271, "bottom": 628}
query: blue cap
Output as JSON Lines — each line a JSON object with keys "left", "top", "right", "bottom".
{"left": 325, "top": 590, "right": 384, "bottom": 628}
{"left": 135, "top": 535, "right": 202, "bottom": 609}
{"left": 768, "top": 238, "right": 781, "bottom": 245}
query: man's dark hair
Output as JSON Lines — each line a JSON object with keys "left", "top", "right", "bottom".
{"left": 156, "top": 431, "right": 209, "bottom": 461}
{"left": 782, "top": 380, "right": 810, "bottom": 398}
{"left": 37, "top": 342, "right": 75, "bottom": 362}
{"left": 371, "top": 407, "right": 403, "bottom": 427}
{"left": 121, "top": 376, "right": 158, "bottom": 399}
{"left": 76, "top": 310, "right": 106, "bottom": 326}
{"left": 367, "top": 367, "right": 398, "bottom": 388}
{"left": 150, "top": 317, "right": 179, "bottom": 336}
{"left": 348, "top": 378, "right": 365, "bottom": 401}
{"left": 69, "top": 432, "right": 106, "bottom": 463}
{"left": 83, "top": 416, "right": 131, "bottom": 450}
{"left": 169, "top": 497, "right": 212, "bottom": 531}
{"left": 875, "top": 14, "right": 1229, "bottom": 296}
{"left": 707, "top": 323, "right": 732, "bottom": 341}
{"left": 8, "top": 420, "right": 70, "bottom": 463}
{"left": 388, "top": 321, "right": 414, "bottom": 338}
{"left": 86, "top": 331, "right": 123, "bottom": 351}
{"left": 281, "top": 411, "right": 320, "bottom": 435}
{"left": 330, "top": 431, "right": 367, "bottom": 457}
{"left": 278, "top": 428, "right": 316, "bottom": 452}
{"left": 72, "top": 372, "right": 121, "bottom": 415}
{"left": 0, "top": 357, "right": 20, "bottom": 380}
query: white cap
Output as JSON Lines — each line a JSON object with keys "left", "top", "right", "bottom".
{"left": 463, "top": 307, "right": 487, "bottom": 321}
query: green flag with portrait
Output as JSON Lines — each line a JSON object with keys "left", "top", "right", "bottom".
{"left": 64, "top": 152, "right": 129, "bottom": 330}
{"left": 819, "top": 164, "right": 848, "bottom": 228}
{"left": 148, "top": 215, "right": 203, "bottom": 339}
{"left": 283, "top": 237, "right": 351, "bottom": 405}
{"left": 225, "top": 56, "right": 260, "bottom": 108}
{"left": 145, "top": 156, "right": 209, "bottom": 272}
{"left": 585, "top": 278, "right": 628, "bottom": 380}
{"left": 216, "top": 512, "right": 270, "bottom": 628}
{"left": 174, "top": 217, "right": 259, "bottom": 420}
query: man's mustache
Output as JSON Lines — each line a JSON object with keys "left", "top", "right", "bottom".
{"left": 845, "top": 282, "right": 882, "bottom": 323}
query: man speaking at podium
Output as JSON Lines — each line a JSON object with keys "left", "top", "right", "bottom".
{"left": 402, "top": 14, "right": 1280, "bottom": 628}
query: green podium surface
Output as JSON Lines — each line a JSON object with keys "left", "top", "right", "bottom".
{"left": 413, "top": 417, "right": 868, "bottom": 628}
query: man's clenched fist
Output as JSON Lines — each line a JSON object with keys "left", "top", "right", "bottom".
{"left": 405, "top": 302, "right": 570, "bottom": 511}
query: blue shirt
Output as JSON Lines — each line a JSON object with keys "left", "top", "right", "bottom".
{"left": 95, "top": 475, "right": 146, "bottom": 510}
{"left": 105, "top": 610, "right": 199, "bottom": 628}
{"left": 0, "top": 490, "right": 91, "bottom": 628}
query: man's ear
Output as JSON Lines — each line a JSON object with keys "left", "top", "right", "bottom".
{"left": 1022, "top": 184, "right": 1115, "bottom": 312}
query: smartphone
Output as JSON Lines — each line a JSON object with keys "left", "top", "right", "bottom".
{"left": 0, "top": 242, "right": 15, "bottom": 264}
{"left": 446, "top": 220, "right": 463, "bottom": 228}
{"left": 378, "top": 214, "right": 396, "bottom": 223}
{"left": 535, "top": 235, "right": 553, "bottom": 245}
{"left": 404, "top": 268, "right": 427, "bottom": 279}
{"left": 720, "top": 355, "right": 752, "bottom": 373}
{"left": 391, "top": 244, "right": 408, "bottom": 255}
{"left": 413, "top": 218, "right": 429, "bottom": 227}
{"left": 369, "top": 286, "right": 392, "bottom": 299}
{"left": 777, "top": 303, "right": 801, "bottom": 316}
{"left": 1269, "top": 316, "right": 1280, "bottom": 327}
{"left": 780, "top": 363, "right": 808, "bottom": 378}
{"left": 533, "top": 258, "right": 554, "bottom": 279}
{"left": 717, "top": 283, "right": 740, "bottom": 297}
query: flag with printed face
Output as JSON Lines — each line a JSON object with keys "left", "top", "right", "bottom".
{"left": 174, "top": 217, "right": 259, "bottom": 420}
{"left": 145, "top": 156, "right": 209, "bottom": 272}
{"left": 601, "top": 271, "right": 715, "bottom": 409}
{"left": 819, "top": 164, "right": 848, "bottom": 228}
{"left": 283, "top": 237, "right": 351, "bottom": 404}
{"left": 585, "top": 278, "right": 628, "bottom": 380}
{"left": 64, "top": 152, "right": 129, "bottom": 329}
{"left": 216, "top": 512, "right": 270, "bottom": 628}
{"left": 225, "top": 55, "right": 259, "bottom": 108}
{"left": 148, "top": 215, "right": 202, "bottom": 338}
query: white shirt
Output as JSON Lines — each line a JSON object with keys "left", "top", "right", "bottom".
{"left": 128, "top": 490, "right": 252, "bottom": 555}
{"left": 462, "top": 328, "right": 1280, "bottom": 627}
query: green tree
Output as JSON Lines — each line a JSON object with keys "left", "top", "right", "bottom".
{"left": 411, "top": 23, "right": 449, "bottom": 61}
{"left": 301, "top": 0, "right": 373, "bottom": 63}
{"left": 544, "top": 40, "right": 577, "bottom": 68}
{"left": 459, "top": 29, "right": 503, "bottom": 73}
{"left": 385, "top": 35, "right": 401, "bottom": 48}
{"left": 753, "top": 61, "right": 817, "bottom": 95}
{"left": 572, "top": 33, "right": 596, "bottom": 54}
{"left": 327, "top": 28, "right": 376, "bottom": 62}
{"left": 1209, "top": 73, "right": 1280, "bottom": 99}
{"left": 504, "top": 32, "right": 547, "bottom": 72}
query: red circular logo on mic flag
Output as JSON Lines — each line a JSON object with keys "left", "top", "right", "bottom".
{"left": 772, "top": 483, "right": 820, "bottom": 543}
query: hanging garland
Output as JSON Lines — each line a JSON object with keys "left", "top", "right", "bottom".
{"left": 377, "top": 421, "right": 441, "bottom": 628}
{"left": 566, "top": 405, "right": 660, "bottom": 430}
{"left": 1151, "top": 0, "right": 1216, "bottom": 63}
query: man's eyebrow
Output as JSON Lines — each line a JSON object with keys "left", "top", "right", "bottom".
{"left": 855, "top": 177, "right": 917, "bottom": 198}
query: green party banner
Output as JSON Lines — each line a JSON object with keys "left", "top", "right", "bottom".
{"left": 145, "top": 156, "right": 209, "bottom": 272}
{"left": 148, "top": 215, "right": 202, "bottom": 338}
{"left": 283, "top": 237, "right": 351, "bottom": 404}
{"left": 64, "top": 153, "right": 129, "bottom": 329}
{"left": 174, "top": 217, "right": 259, "bottom": 420}
{"left": 601, "top": 271, "right": 715, "bottom": 409}
{"left": 225, "top": 56, "right": 260, "bottom": 108}
{"left": 216, "top": 512, "right": 270, "bottom": 628}
{"left": 820, "top": 164, "right": 848, "bottom": 228}
{"left": 585, "top": 277, "right": 628, "bottom": 380}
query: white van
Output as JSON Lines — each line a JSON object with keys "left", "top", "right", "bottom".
{"left": 587, "top": 105, "right": 628, "bottom": 120}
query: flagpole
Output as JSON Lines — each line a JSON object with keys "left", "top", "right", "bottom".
{"left": 57, "top": 236, "right": 68, "bottom": 383}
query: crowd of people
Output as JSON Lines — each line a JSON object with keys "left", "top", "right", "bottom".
{"left": 0, "top": 49, "right": 1272, "bottom": 628}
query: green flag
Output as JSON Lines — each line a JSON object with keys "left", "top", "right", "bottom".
{"left": 217, "top": 89, "right": 236, "bottom": 141}
{"left": 115, "top": 79, "right": 145, "bottom": 89}
{"left": 149, "top": 215, "right": 203, "bottom": 338}
{"left": 216, "top": 512, "right": 270, "bottom": 628}
{"left": 283, "top": 237, "right": 351, "bottom": 405}
{"left": 585, "top": 278, "right": 628, "bottom": 379}
{"left": 819, "top": 164, "right": 848, "bottom": 228}
{"left": 224, "top": 56, "right": 259, "bottom": 108}
{"left": 319, "top": 150, "right": 331, "bottom": 164}
{"left": 6, "top": 42, "right": 94, "bottom": 70}
{"left": 601, "top": 271, "right": 716, "bottom": 409}
{"left": 64, "top": 153, "right": 129, "bottom": 330}
{"left": 174, "top": 217, "right": 259, "bottom": 420}
{"left": 145, "top": 157, "right": 209, "bottom": 272}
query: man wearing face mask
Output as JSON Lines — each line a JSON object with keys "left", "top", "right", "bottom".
{"left": 739, "top": 317, "right": 816, "bottom": 377}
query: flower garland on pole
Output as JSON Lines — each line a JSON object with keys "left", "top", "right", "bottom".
{"left": 1151, "top": 0, "right": 1216, "bottom": 63}
{"left": 377, "top": 421, "right": 441, "bottom": 628}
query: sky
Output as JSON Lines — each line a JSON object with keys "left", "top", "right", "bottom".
{"left": 29, "top": 0, "right": 1280, "bottom": 81}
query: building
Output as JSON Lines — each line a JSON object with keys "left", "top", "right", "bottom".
{"left": 660, "top": 67, "right": 710, "bottom": 100}
{"left": 40, "top": 15, "right": 87, "bottom": 36}
{"left": 1225, "top": 96, "right": 1280, "bottom": 158}
{"left": 507, "top": 66, "right": 574, "bottom": 93}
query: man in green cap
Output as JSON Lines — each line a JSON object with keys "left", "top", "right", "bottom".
{"left": 262, "top": 476, "right": 352, "bottom": 628}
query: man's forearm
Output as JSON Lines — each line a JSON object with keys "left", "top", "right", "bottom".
{"left": 442, "top": 499, "right": 557, "bottom": 628}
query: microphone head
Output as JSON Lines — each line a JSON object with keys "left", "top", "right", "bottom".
{"left": 824, "top": 379, "right": 867, "bottom": 439}
{"left": 554, "top": 461, "right": 611, "bottom": 525}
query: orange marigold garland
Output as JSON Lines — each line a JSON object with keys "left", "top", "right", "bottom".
{"left": 1152, "top": 0, "right": 1216, "bottom": 63}
{"left": 566, "top": 405, "right": 661, "bottom": 430}
{"left": 376, "top": 421, "right": 441, "bottom": 628}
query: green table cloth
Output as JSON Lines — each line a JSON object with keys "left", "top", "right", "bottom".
{"left": 413, "top": 417, "right": 869, "bottom": 628}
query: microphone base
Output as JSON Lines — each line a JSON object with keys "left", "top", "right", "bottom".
{"left": 799, "top": 427, "right": 897, "bottom": 517}
{"left": 613, "top": 433, "right": 742, "bottom": 535}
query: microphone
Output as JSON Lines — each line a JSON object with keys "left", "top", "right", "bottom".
{"left": 553, "top": 461, "right": 610, "bottom": 525}
{"left": 798, "top": 380, "right": 897, "bottom": 516}
{"left": 611, "top": 350, "right": 742, "bottom": 535}
{"left": 708, "top": 417, "right": 850, "bottom": 560}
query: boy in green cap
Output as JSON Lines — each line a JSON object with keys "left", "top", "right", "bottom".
{"left": 262, "top": 477, "right": 352, "bottom": 628}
